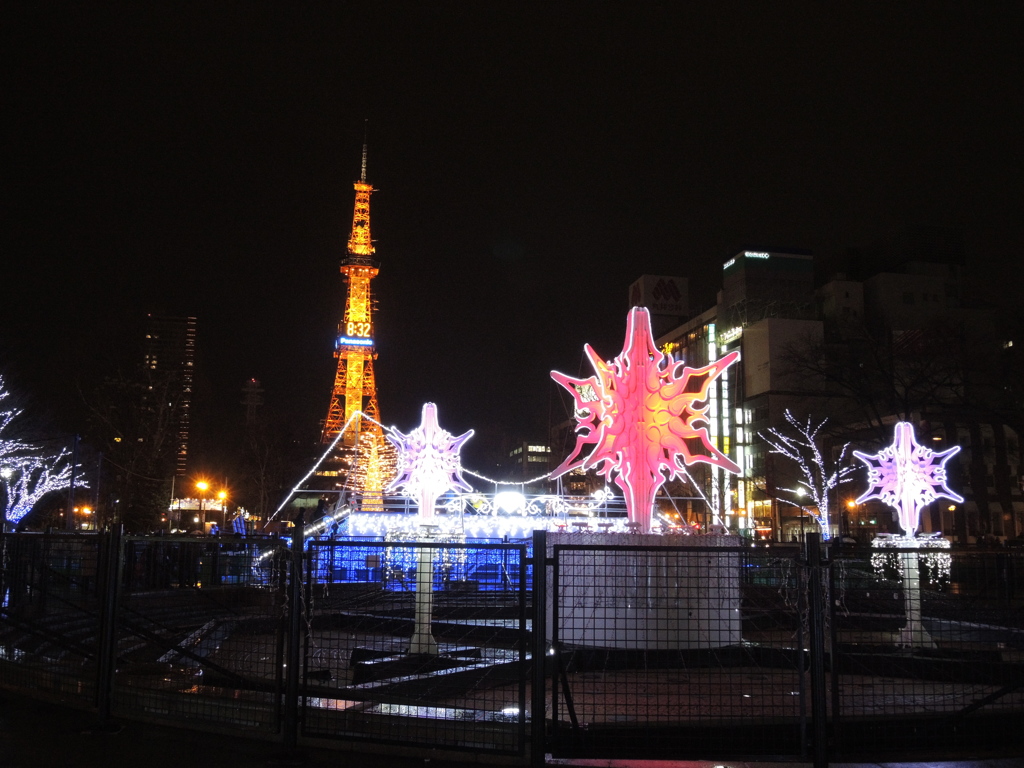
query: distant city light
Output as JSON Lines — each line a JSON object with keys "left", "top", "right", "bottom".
{"left": 718, "top": 326, "right": 742, "bottom": 344}
{"left": 494, "top": 491, "right": 526, "bottom": 513}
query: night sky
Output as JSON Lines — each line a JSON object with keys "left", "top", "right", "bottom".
{"left": 5, "top": 3, "right": 1024, "bottom": 474}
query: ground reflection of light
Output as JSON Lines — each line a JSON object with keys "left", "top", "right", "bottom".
{"left": 301, "top": 700, "right": 524, "bottom": 724}
{"left": 364, "top": 703, "right": 520, "bottom": 722}
{"left": 0, "top": 645, "right": 25, "bottom": 661}
{"left": 306, "top": 697, "right": 363, "bottom": 711}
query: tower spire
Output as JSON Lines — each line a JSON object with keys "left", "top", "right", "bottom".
{"left": 347, "top": 126, "right": 374, "bottom": 259}
{"left": 319, "top": 140, "right": 396, "bottom": 509}
{"left": 360, "top": 120, "right": 368, "bottom": 183}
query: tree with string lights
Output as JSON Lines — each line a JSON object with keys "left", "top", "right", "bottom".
{"left": 0, "top": 376, "right": 81, "bottom": 531}
{"left": 759, "top": 410, "right": 856, "bottom": 540}
{"left": 3, "top": 453, "right": 77, "bottom": 527}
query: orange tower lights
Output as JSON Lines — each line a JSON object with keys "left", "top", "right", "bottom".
{"left": 321, "top": 144, "right": 395, "bottom": 507}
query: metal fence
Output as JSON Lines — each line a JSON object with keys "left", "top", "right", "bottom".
{"left": 546, "top": 534, "right": 808, "bottom": 760}
{"left": 300, "top": 538, "right": 531, "bottom": 755}
{"left": 829, "top": 545, "right": 1024, "bottom": 759}
{"left": 2, "top": 527, "right": 1023, "bottom": 765}
{"left": 0, "top": 532, "right": 108, "bottom": 707}
{"left": 112, "top": 535, "right": 289, "bottom": 734}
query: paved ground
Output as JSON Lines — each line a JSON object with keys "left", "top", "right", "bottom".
{"left": 2, "top": 690, "right": 1022, "bottom": 768}
{"left": 0, "top": 689, "right": 441, "bottom": 768}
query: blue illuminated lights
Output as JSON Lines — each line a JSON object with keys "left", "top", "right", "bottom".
{"left": 337, "top": 336, "right": 374, "bottom": 347}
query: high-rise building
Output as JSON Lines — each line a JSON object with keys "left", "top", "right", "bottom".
{"left": 503, "top": 440, "right": 553, "bottom": 488}
{"left": 658, "top": 250, "right": 816, "bottom": 537}
{"left": 656, "top": 247, "right": 1023, "bottom": 543}
{"left": 318, "top": 145, "right": 396, "bottom": 507}
{"left": 143, "top": 314, "right": 197, "bottom": 478}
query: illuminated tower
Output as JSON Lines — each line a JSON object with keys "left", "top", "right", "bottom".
{"left": 321, "top": 144, "right": 395, "bottom": 506}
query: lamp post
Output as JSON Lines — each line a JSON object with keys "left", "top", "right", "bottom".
{"left": 796, "top": 487, "right": 807, "bottom": 543}
{"left": 1, "top": 467, "right": 12, "bottom": 534}
{"left": 846, "top": 499, "right": 858, "bottom": 540}
{"left": 387, "top": 403, "right": 474, "bottom": 657}
{"left": 217, "top": 490, "right": 227, "bottom": 530}
{"left": 73, "top": 506, "right": 94, "bottom": 531}
{"left": 195, "top": 480, "right": 209, "bottom": 531}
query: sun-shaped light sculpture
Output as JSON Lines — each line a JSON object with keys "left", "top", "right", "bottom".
{"left": 854, "top": 422, "right": 963, "bottom": 538}
{"left": 386, "top": 403, "right": 474, "bottom": 519}
{"left": 551, "top": 306, "right": 741, "bottom": 533}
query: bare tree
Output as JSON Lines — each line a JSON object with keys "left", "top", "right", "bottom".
{"left": 781, "top": 314, "right": 1005, "bottom": 438}
{"left": 85, "top": 368, "right": 181, "bottom": 531}
{"left": 759, "top": 410, "right": 856, "bottom": 540}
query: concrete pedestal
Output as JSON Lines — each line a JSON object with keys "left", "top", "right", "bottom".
{"left": 409, "top": 525, "right": 440, "bottom": 656}
{"left": 898, "top": 549, "right": 936, "bottom": 648}
{"left": 547, "top": 532, "right": 742, "bottom": 649}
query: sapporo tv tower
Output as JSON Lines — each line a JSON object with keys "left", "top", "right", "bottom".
{"left": 318, "top": 141, "right": 396, "bottom": 509}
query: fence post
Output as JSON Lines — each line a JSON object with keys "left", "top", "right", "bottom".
{"left": 806, "top": 531, "right": 829, "bottom": 768}
{"left": 283, "top": 514, "right": 304, "bottom": 749}
{"left": 531, "top": 529, "right": 547, "bottom": 768}
{"left": 95, "top": 524, "right": 123, "bottom": 722}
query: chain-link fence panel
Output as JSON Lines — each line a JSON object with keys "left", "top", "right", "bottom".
{"left": 111, "top": 536, "right": 289, "bottom": 735}
{"left": 548, "top": 534, "right": 808, "bottom": 760}
{"left": 0, "top": 532, "right": 105, "bottom": 707}
{"left": 302, "top": 538, "right": 531, "bottom": 757}
{"left": 830, "top": 546, "right": 1024, "bottom": 757}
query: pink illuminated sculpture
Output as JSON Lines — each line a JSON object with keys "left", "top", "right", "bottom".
{"left": 386, "top": 403, "right": 474, "bottom": 519}
{"left": 854, "top": 422, "right": 963, "bottom": 537}
{"left": 551, "top": 307, "right": 741, "bottom": 533}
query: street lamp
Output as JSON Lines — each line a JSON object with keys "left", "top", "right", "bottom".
{"left": 74, "top": 506, "right": 93, "bottom": 531}
{"left": 217, "top": 490, "right": 227, "bottom": 529}
{"left": 795, "top": 487, "right": 807, "bottom": 542}
{"left": 0, "top": 467, "right": 12, "bottom": 534}
{"left": 195, "top": 481, "right": 209, "bottom": 531}
{"left": 846, "top": 499, "right": 858, "bottom": 538}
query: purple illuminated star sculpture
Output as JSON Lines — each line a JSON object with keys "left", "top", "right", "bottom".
{"left": 854, "top": 422, "right": 963, "bottom": 537}
{"left": 552, "top": 307, "right": 741, "bottom": 533}
{"left": 386, "top": 403, "right": 474, "bottom": 519}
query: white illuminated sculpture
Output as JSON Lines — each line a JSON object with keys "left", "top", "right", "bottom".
{"left": 386, "top": 403, "right": 473, "bottom": 655}
{"left": 854, "top": 421, "right": 961, "bottom": 647}
{"left": 854, "top": 421, "right": 963, "bottom": 538}
{"left": 387, "top": 402, "right": 474, "bottom": 519}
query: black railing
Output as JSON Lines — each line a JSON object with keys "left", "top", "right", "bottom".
{"left": 2, "top": 528, "right": 1023, "bottom": 766}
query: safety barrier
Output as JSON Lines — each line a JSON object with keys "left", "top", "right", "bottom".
{"left": 2, "top": 528, "right": 1022, "bottom": 765}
